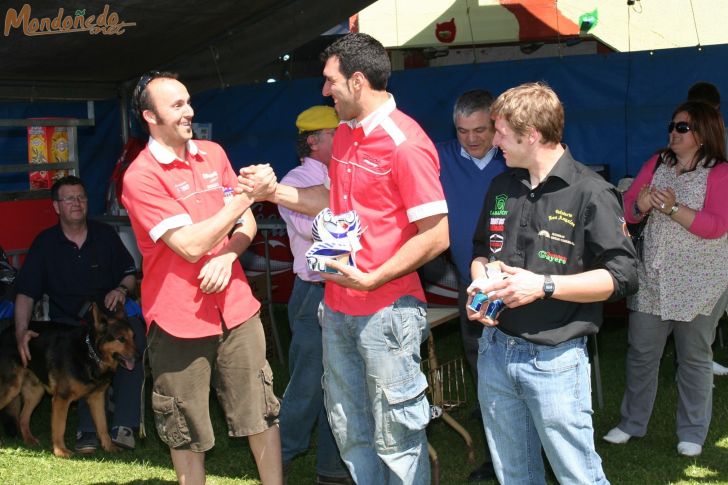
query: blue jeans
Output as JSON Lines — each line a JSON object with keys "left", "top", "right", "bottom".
{"left": 478, "top": 326, "right": 609, "bottom": 485}
{"left": 78, "top": 316, "right": 146, "bottom": 433}
{"left": 279, "top": 277, "right": 347, "bottom": 477}
{"left": 322, "top": 296, "right": 431, "bottom": 485}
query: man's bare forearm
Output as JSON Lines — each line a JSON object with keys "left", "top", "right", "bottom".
{"left": 162, "top": 193, "right": 254, "bottom": 263}
{"left": 119, "top": 274, "right": 136, "bottom": 293}
{"left": 218, "top": 209, "right": 257, "bottom": 258}
{"left": 271, "top": 184, "right": 329, "bottom": 217}
{"left": 14, "top": 293, "right": 34, "bottom": 334}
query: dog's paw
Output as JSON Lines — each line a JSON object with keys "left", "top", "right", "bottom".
{"left": 100, "top": 441, "right": 120, "bottom": 453}
{"left": 23, "top": 435, "right": 40, "bottom": 446}
{"left": 20, "top": 429, "right": 40, "bottom": 446}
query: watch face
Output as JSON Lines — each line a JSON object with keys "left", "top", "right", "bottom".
{"left": 543, "top": 276, "right": 555, "bottom": 297}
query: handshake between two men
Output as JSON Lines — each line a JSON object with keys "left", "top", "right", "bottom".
{"left": 232, "top": 163, "right": 398, "bottom": 293}
{"left": 235, "top": 164, "right": 329, "bottom": 218}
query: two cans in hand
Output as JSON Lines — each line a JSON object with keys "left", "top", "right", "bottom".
{"left": 468, "top": 292, "right": 505, "bottom": 324}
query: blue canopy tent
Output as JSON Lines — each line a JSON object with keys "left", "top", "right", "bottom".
{"left": 3, "top": 44, "right": 728, "bottom": 212}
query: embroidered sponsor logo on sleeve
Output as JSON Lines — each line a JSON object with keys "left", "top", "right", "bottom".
{"left": 490, "top": 194, "right": 508, "bottom": 216}
{"left": 489, "top": 217, "right": 505, "bottom": 232}
{"left": 490, "top": 234, "right": 504, "bottom": 253}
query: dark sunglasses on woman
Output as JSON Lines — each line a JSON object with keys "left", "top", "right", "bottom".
{"left": 668, "top": 121, "right": 692, "bottom": 133}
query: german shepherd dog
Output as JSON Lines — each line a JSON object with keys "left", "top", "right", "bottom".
{"left": 0, "top": 302, "right": 136, "bottom": 457}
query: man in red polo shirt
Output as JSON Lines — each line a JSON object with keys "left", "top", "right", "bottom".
{"left": 121, "top": 72, "right": 282, "bottom": 485}
{"left": 241, "top": 33, "right": 449, "bottom": 484}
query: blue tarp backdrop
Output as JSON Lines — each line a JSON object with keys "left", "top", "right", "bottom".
{"left": 1, "top": 43, "right": 727, "bottom": 215}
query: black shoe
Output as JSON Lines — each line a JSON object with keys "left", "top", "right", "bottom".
{"left": 74, "top": 431, "right": 99, "bottom": 454}
{"left": 468, "top": 461, "right": 496, "bottom": 482}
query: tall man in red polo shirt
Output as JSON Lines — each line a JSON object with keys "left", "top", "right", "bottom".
{"left": 242, "top": 33, "right": 449, "bottom": 484}
{"left": 121, "top": 72, "right": 282, "bottom": 485}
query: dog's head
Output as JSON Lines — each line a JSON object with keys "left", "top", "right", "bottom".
{"left": 90, "top": 301, "right": 137, "bottom": 372}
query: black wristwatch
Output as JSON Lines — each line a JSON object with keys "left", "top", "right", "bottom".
{"left": 633, "top": 201, "right": 644, "bottom": 218}
{"left": 542, "top": 275, "right": 555, "bottom": 299}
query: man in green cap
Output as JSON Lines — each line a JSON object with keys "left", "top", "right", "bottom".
{"left": 278, "top": 106, "right": 352, "bottom": 484}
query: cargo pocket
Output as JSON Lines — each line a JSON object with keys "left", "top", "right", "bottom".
{"left": 379, "top": 372, "right": 430, "bottom": 450}
{"left": 259, "top": 362, "right": 281, "bottom": 420}
{"left": 152, "top": 391, "right": 191, "bottom": 448}
{"left": 381, "top": 299, "right": 424, "bottom": 352}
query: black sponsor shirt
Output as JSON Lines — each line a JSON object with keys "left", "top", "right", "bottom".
{"left": 472, "top": 147, "right": 638, "bottom": 345}
{"left": 16, "top": 220, "right": 136, "bottom": 322}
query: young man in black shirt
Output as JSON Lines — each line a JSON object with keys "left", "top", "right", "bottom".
{"left": 467, "top": 82, "right": 638, "bottom": 484}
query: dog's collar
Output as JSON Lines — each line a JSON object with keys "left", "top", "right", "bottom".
{"left": 85, "top": 334, "right": 101, "bottom": 364}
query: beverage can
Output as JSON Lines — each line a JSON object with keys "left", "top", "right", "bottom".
{"left": 469, "top": 261, "right": 508, "bottom": 322}
{"left": 484, "top": 299, "right": 506, "bottom": 321}
{"left": 468, "top": 291, "right": 505, "bottom": 324}
{"left": 468, "top": 292, "right": 489, "bottom": 312}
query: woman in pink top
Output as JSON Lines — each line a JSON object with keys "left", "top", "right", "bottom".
{"left": 604, "top": 101, "right": 728, "bottom": 457}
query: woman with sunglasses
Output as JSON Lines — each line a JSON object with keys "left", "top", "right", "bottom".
{"left": 604, "top": 101, "right": 728, "bottom": 456}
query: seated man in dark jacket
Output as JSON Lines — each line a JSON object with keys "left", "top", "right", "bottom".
{"left": 14, "top": 175, "right": 145, "bottom": 452}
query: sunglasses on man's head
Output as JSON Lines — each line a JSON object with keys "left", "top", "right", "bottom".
{"left": 668, "top": 121, "right": 692, "bottom": 134}
{"left": 135, "top": 70, "right": 161, "bottom": 95}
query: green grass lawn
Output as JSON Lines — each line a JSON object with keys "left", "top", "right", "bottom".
{"left": 1, "top": 308, "right": 727, "bottom": 484}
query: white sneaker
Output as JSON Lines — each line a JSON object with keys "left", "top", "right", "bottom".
{"left": 111, "top": 426, "right": 135, "bottom": 450}
{"left": 603, "top": 427, "right": 631, "bottom": 444}
{"left": 712, "top": 361, "right": 728, "bottom": 376}
{"left": 677, "top": 441, "right": 702, "bottom": 457}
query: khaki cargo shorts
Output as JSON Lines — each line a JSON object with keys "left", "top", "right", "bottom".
{"left": 147, "top": 314, "right": 280, "bottom": 451}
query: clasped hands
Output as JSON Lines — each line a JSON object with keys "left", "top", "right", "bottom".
{"left": 234, "top": 163, "right": 279, "bottom": 202}
{"left": 636, "top": 185, "right": 676, "bottom": 216}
